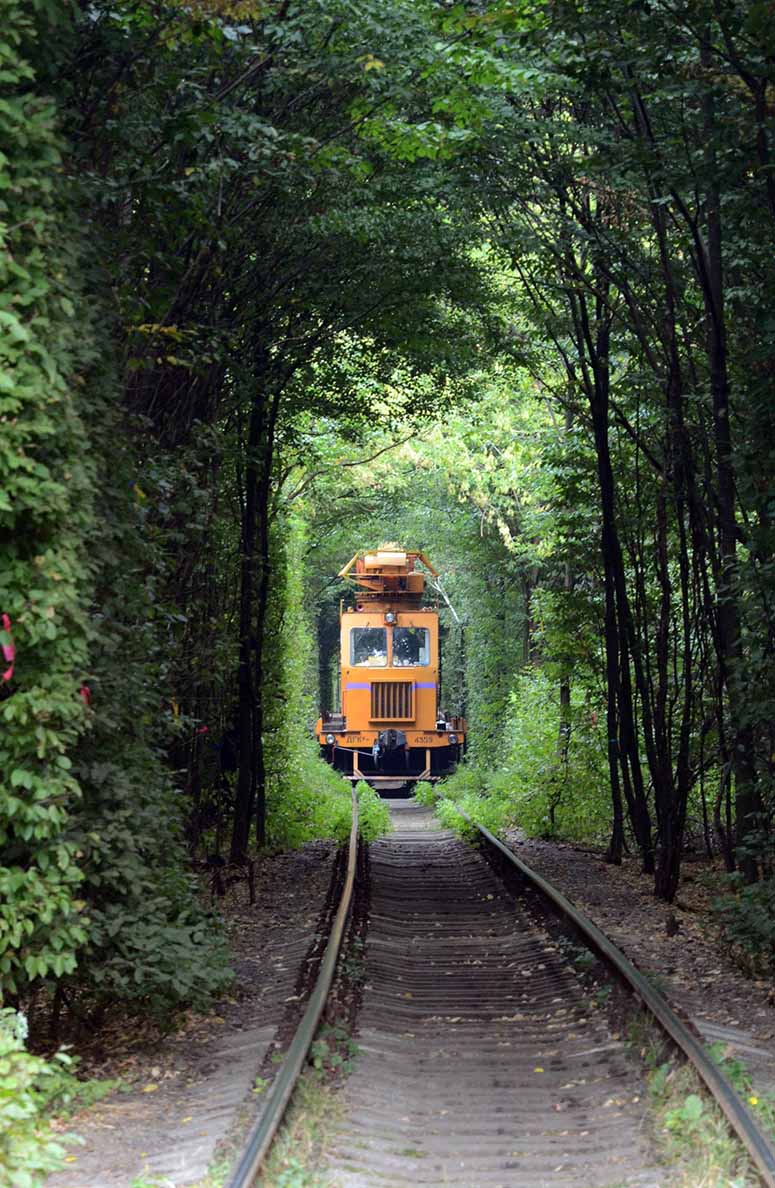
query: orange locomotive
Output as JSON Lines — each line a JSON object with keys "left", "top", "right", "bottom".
{"left": 316, "top": 548, "right": 466, "bottom": 791}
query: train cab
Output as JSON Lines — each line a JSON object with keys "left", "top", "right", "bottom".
{"left": 315, "top": 548, "right": 466, "bottom": 792}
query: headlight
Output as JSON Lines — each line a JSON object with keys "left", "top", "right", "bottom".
{"left": 384, "top": 611, "right": 396, "bottom": 624}
{"left": 448, "top": 733, "right": 458, "bottom": 745}
{"left": 326, "top": 733, "right": 335, "bottom": 745}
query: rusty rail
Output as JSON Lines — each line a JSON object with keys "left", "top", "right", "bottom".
{"left": 456, "top": 806, "right": 775, "bottom": 1188}
{"left": 224, "top": 788, "right": 358, "bottom": 1188}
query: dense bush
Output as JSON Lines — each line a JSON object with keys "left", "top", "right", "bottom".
{"left": 352, "top": 781, "right": 392, "bottom": 843}
{"left": 0, "top": 1010, "right": 72, "bottom": 1187}
{"left": 413, "top": 781, "right": 437, "bottom": 807}
{"left": 0, "top": 0, "right": 92, "bottom": 1003}
{"left": 264, "top": 733, "right": 391, "bottom": 849}
{"left": 438, "top": 668, "right": 610, "bottom": 843}
{"left": 67, "top": 423, "right": 233, "bottom": 1018}
{"left": 1, "top": 0, "right": 233, "bottom": 1024}
{"left": 713, "top": 877, "right": 775, "bottom": 977}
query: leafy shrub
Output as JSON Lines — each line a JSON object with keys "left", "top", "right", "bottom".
{"left": 0, "top": 0, "right": 93, "bottom": 1004}
{"left": 81, "top": 889, "right": 232, "bottom": 1020}
{"left": 644, "top": 1047, "right": 757, "bottom": 1183}
{"left": 1, "top": 2, "right": 232, "bottom": 1027}
{"left": 437, "top": 788, "right": 511, "bottom": 840}
{"left": 713, "top": 876, "right": 775, "bottom": 976}
{"left": 41, "top": 370, "right": 236, "bottom": 1021}
{"left": 438, "top": 668, "right": 610, "bottom": 844}
{"left": 353, "top": 780, "right": 392, "bottom": 842}
{"left": 497, "top": 668, "right": 609, "bottom": 839}
{"left": 0, "top": 1010, "right": 73, "bottom": 1187}
{"left": 412, "top": 780, "right": 436, "bottom": 806}
{"left": 437, "top": 765, "right": 488, "bottom": 801}
{"left": 263, "top": 739, "right": 391, "bottom": 850}
{"left": 68, "top": 484, "right": 234, "bottom": 1018}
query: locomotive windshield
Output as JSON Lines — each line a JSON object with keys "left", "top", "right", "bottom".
{"left": 350, "top": 627, "right": 387, "bottom": 666}
{"left": 392, "top": 627, "right": 430, "bottom": 666}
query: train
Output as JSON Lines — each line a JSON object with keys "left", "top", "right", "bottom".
{"left": 316, "top": 548, "right": 466, "bottom": 792}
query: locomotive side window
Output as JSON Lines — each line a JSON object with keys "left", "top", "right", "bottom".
{"left": 392, "top": 627, "right": 430, "bottom": 666}
{"left": 350, "top": 627, "right": 387, "bottom": 667}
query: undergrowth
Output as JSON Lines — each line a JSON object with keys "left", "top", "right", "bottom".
{"left": 631, "top": 1020, "right": 775, "bottom": 1187}
{"left": 0, "top": 1008, "right": 118, "bottom": 1188}
{"left": 255, "top": 1069, "right": 340, "bottom": 1187}
{"left": 433, "top": 668, "right": 611, "bottom": 843}
{"left": 0, "top": 1010, "right": 71, "bottom": 1187}
{"left": 412, "top": 780, "right": 436, "bottom": 806}
{"left": 713, "top": 874, "right": 775, "bottom": 977}
{"left": 265, "top": 736, "right": 391, "bottom": 849}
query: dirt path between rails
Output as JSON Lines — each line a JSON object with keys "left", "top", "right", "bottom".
{"left": 506, "top": 833, "right": 775, "bottom": 1095}
{"left": 46, "top": 840, "right": 337, "bottom": 1188}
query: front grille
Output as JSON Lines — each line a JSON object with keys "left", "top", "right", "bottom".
{"left": 371, "top": 681, "right": 413, "bottom": 721}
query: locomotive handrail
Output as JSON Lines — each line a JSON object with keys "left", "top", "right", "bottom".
{"left": 224, "top": 788, "right": 359, "bottom": 1188}
{"left": 455, "top": 805, "right": 775, "bottom": 1188}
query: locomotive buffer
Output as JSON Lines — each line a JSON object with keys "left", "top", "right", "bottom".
{"left": 316, "top": 549, "right": 466, "bottom": 792}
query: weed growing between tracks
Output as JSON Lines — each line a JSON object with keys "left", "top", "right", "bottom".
{"left": 251, "top": 1008, "right": 359, "bottom": 1185}
{"left": 629, "top": 1018, "right": 775, "bottom": 1187}
{"left": 310, "top": 1023, "right": 359, "bottom": 1076}
{"left": 249, "top": 933, "right": 364, "bottom": 1187}
{"left": 254, "top": 1069, "right": 342, "bottom": 1187}
{"left": 184, "top": 1066, "right": 343, "bottom": 1188}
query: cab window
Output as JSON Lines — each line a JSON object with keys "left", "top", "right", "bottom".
{"left": 392, "top": 627, "right": 430, "bottom": 666}
{"left": 350, "top": 627, "right": 387, "bottom": 667}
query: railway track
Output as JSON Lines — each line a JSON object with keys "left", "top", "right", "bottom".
{"left": 227, "top": 797, "right": 775, "bottom": 1188}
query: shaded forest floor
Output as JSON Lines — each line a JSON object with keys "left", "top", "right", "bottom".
{"left": 46, "top": 841, "right": 337, "bottom": 1188}
{"left": 509, "top": 832, "right": 775, "bottom": 1095}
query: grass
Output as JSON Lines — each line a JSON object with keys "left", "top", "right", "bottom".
{"left": 185, "top": 1070, "right": 340, "bottom": 1188}
{"left": 255, "top": 1070, "right": 342, "bottom": 1187}
{"left": 186, "top": 1160, "right": 231, "bottom": 1188}
{"left": 630, "top": 1020, "right": 775, "bottom": 1187}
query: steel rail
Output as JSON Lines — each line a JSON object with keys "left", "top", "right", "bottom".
{"left": 456, "top": 806, "right": 775, "bottom": 1188}
{"left": 224, "top": 788, "right": 359, "bottom": 1188}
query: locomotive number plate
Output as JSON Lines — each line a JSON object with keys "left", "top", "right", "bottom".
{"left": 415, "top": 735, "right": 439, "bottom": 744}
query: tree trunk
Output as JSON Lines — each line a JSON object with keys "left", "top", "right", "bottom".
{"left": 252, "top": 386, "right": 282, "bottom": 850}
{"left": 701, "top": 47, "right": 760, "bottom": 880}
{"left": 230, "top": 395, "right": 264, "bottom": 862}
{"left": 588, "top": 355, "right": 653, "bottom": 871}
{"left": 566, "top": 275, "right": 653, "bottom": 869}
{"left": 558, "top": 408, "right": 574, "bottom": 769}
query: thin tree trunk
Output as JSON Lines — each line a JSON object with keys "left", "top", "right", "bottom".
{"left": 558, "top": 409, "right": 574, "bottom": 769}
{"left": 701, "top": 44, "right": 760, "bottom": 880}
{"left": 252, "top": 386, "right": 283, "bottom": 850}
{"left": 230, "top": 394, "right": 264, "bottom": 862}
{"left": 582, "top": 304, "right": 653, "bottom": 871}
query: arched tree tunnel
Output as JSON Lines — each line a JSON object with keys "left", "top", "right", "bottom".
{"left": 3, "top": 0, "right": 775, "bottom": 1130}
